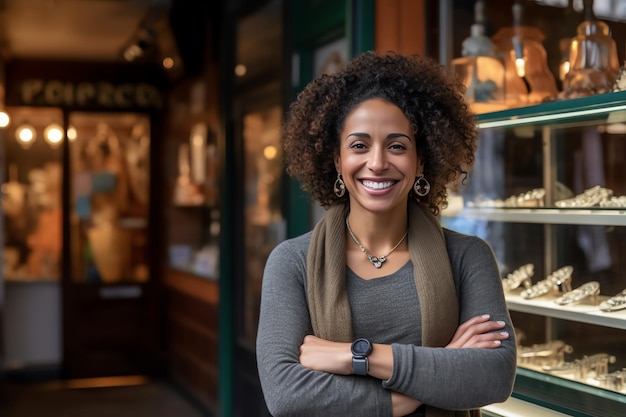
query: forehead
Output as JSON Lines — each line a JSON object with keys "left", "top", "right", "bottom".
{"left": 343, "top": 99, "right": 412, "bottom": 130}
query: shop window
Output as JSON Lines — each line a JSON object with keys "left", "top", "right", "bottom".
{"left": 2, "top": 107, "right": 63, "bottom": 282}
{"left": 68, "top": 112, "right": 151, "bottom": 284}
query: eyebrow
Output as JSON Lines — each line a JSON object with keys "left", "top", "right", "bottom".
{"left": 345, "top": 132, "right": 413, "bottom": 140}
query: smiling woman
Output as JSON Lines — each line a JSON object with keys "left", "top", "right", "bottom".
{"left": 257, "top": 51, "right": 517, "bottom": 417}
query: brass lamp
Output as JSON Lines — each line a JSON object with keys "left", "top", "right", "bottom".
{"left": 561, "top": 0, "right": 620, "bottom": 99}
{"left": 492, "top": 1, "right": 558, "bottom": 107}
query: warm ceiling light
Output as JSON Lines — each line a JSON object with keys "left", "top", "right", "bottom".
{"left": 0, "top": 110, "right": 9, "bottom": 128}
{"left": 15, "top": 123, "right": 36, "bottom": 148}
{"left": 123, "top": 44, "right": 143, "bottom": 61}
{"left": 162, "top": 57, "right": 175, "bottom": 69}
{"left": 67, "top": 125, "right": 77, "bottom": 141}
{"left": 44, "top": 123, "right": 64, "bottom": 147}
{"left": 234, "top": 64, "right": 247, "bottom": 77}
{"left": 263, "top": 145, "right": 278, "bottom": 160}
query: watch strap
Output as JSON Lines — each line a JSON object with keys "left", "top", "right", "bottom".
{"left": 352, "top": 356, "right": 368, "bottom": 375}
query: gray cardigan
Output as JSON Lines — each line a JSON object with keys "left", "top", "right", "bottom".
{"left": 256, "top": 228, "right": 517, "bottom": 416}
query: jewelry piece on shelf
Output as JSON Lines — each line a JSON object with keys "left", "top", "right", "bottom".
{"left": 596, "top": 369, "right": 625, "bottom": 392}
{"left": 520, "top": 279, "right": 552, "bottom": 299}
{"left": 554, "top": 281, "right": 600, "bottom": 306}
{"left": 542, "top": 352, "right": 616, "bottom": 380}
{"left": 517, "top": 340, "right": 573, "bottom": 367}
{"left": 520, "top": 266, "right": 573, "bottom": 299}
{"left": 465, "top": 183, "right": 574, "bottom": 208}
{"left": 574, "top": 353, "right": 617, "bottom": 380}
{"left": 502, "top": 263, "right": 534, "bottom": 291}
{"left": 599, "top": 195, "right": 626, "bottom": 208}
{"left": 586, "top": 353, "right": 617, "bottom": 376}
{"left": 554, "top": 185, "right": 613, "bottom": 208}
{"left": 599, "top": 288, "right": 626, "bottom": 312}
{"left": 548, "top": 265, "right": 574, "bottom": 293}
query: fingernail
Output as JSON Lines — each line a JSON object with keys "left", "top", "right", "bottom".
{"left": 481, "top": 314, "right": 490, "bottom": 319}
{"left": 497, "top": 321, "right": 505, "bottom": 326}
{"left": 493, "top": 340, "right": 501, "bottom": 346}
{"left": 500, "top": 331, "right": 509, "bottom": 337}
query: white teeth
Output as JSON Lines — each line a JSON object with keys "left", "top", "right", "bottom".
{"left": 362, "top": 180, "right": 394, "bottom": 190}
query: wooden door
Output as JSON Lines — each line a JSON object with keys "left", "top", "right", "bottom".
{"left": 62, "top": 111, "right": 161, "bottom": 380}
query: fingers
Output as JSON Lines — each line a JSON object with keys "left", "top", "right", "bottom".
{"left": 448, "top": 315, "right": 510, "bottom": 349}
{"left": 463, "top": 330, "right": 510, "bottom": 349}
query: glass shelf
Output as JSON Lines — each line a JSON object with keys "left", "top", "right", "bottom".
{"left": 505, "top": 293, "right": 626, "bottom": 330}
{"left": 445, "top": 207, "right": 626, "bottom": 226}
{"left": 476, "top": 90, "right": 626, "bottom": 128}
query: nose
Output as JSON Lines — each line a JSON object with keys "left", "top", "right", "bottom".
{"left": 367, "top": 145, "right": 388, "bottom": 172}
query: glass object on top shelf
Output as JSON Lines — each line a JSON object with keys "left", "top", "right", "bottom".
{"left": 560, "top": 0, "right": 620, "bottom": 100}
{"left": 69, "top": 112, "right": 150, "bottom": 284}
{"left": 2, "top": 107, "right": 63, "bottom": 282}
{"left": 451, "top": 0, "right": 508, "bottom": 114}
{"left": 491, "top": 1, "right": 558, "bottom": 108}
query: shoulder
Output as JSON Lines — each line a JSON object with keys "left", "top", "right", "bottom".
{"left": 262, "top": 231, "right": 312, "bottom": 291}
{"left": 265, "top": 231, "right": 312, "bottom": 271}
{"left": 269, "top": 231, "right": 311, "bottom": 259}
{"left": 443, "top": 228, "right": 494, "bottom": 259}
{"left": 443, "top": 228, "right": 500, "bottom": 282}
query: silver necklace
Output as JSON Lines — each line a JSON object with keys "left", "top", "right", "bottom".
{"left": 346, "top": 217, "right": 408, "bottom": 269}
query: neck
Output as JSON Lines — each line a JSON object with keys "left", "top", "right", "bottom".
{"left": 346, "top": 207, "right": 408, "bottom": 256}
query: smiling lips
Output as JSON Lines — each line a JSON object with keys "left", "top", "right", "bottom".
{"left": 361, "top": 179, "right": 396, "bottom": 190}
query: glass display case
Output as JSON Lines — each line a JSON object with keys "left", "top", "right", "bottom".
{"left": 442, "top": 91, "right": 626, "bottom": 416}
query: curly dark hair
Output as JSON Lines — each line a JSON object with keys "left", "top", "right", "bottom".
{"left": 283, "top": 51, "right": 477, "bottom": 215}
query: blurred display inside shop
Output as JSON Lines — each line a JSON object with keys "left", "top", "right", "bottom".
{"left": 2, "top": 108, "right": 151, "bottom": 284}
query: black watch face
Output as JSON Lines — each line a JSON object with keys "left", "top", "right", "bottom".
{"left": 352, "top": 338, "right": 372, "bottom": 356}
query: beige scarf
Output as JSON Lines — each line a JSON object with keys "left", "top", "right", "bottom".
{"left": 306, "top": 201, "right": 479, "bottom": 417}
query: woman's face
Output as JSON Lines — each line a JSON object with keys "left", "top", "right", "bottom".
{"left": 335, "top": 98, "right": 422, "bottom": 215}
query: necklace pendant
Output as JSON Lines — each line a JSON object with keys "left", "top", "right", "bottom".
{"left": 368, "top": 255, "right": 386, "bottom": 269}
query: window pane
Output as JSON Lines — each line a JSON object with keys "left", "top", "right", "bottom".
{"left": 69, "top": 112, "right": 150, "bottom": 284}
{"left": 242, "top": 105, "right": 285, "bottom": 347}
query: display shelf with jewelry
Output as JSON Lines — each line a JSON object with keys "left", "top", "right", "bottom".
{"left": 513, "top": 327, "right": 625, "bottom": 395}
{"left": 501, "top": 265, "right": 626, "bottom": 330}
{"left": 441, "top": 90, "right": 626, "bottom": 415}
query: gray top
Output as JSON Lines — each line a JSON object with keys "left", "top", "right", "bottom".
{"left": 256, "top": 228, "right": 517, "bottom": 416}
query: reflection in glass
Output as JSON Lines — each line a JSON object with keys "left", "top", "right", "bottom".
{"left": 69, "top": 112, "right": 150, "bottom": 284}
{"left": 242, "top": 105, "right": 285, "bottom": 347}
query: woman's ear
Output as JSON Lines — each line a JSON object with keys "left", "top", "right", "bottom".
{"left": 416, "top": 157, "right": 424, "bottom": 176}
{"left": 334, "top": 152, "right": 341, "bottom": 172}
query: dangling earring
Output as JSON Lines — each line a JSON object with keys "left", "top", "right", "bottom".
{"left": 334, "top": 173, "right": 346, "bottom": 197}
{"left": 413, "top": 174, "right": 430, "bottom": 197}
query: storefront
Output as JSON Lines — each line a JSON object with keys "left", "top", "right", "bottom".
{"left": 2, "top": 1, "right": 626, "bottom": 417}
{"left": 1, "top": 60, "right": 167, "bottom": 380}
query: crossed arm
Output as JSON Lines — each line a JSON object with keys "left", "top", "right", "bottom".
{"left": 300, "top": 314, "right": 510, "bottom": 416}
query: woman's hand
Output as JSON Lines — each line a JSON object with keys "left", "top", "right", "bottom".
{"left": 299, "top": 335, "right": 352, "bottom": 374}
{"left": 446, "top": 314, "right": 509, "bottom": 349}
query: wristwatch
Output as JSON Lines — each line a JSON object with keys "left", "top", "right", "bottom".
{"left": 351, "top": 338, "right": 373, "bottom": 375}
